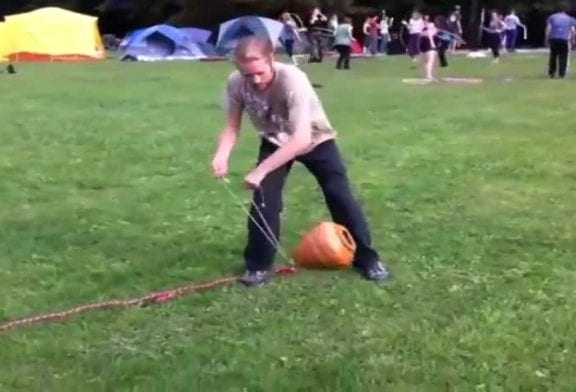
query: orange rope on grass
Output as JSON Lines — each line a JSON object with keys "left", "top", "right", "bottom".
{"left": 0, "top": 266, "right": 298, "bottom": 334}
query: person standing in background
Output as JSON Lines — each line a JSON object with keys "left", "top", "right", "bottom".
{"left": 361, "top": 15, "right": 379, "bottom": 56}
{"left": 403, "top": 11, "right": 424, "bottom": 61}
{"left": 434, "top": 15, "right": 452, "bottom": 68}
{"left": 308, "top": 7, "right": 328, "bottom": 63}
{"left": 328, "top": 14, "right": 338, "bottom": 31}
{"left": 280, "top": 12, "right": 301, "bottom": 65}
{"left": 362, "top": 16, "right": 371, "bottom": 54}
{"left": 447, "top": 6, "right": 463, "bottom": 53}
{"left": 483, "top": 11, "right": 506, "bottom": 63}
{"left": 334, "top": 16, "right": 354, "bottom": 69}
{"left": 327, "top": 14, "right": 339, "bottom": 49}
{"left": 545, "top": 2, "right": 576, "bottom": 78}
{"left": 418, "top": 16, "right": 439, "bottom": 80}
{"left": 368, "top": 15, "right": 380, "bottom": 55}
{"left": 378, "top": 10, "right": 393, "bottom": 55}
{"left": 503, "top": 9, "right": 526, "bottom": 52}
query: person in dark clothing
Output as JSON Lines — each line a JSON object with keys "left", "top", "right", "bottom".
{"left": 434, "top": 15, "right": 453, "bottom": 68}
{"left": 483, "top": 11, "right": 506, "bottom": 63}
{"left": 545, "top": 3, "right": 576, "bottom": 78}
{"left": 308, "top": 7, "right": 328, "bottom": 63}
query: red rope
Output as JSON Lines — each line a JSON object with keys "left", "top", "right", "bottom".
{"left": 0, "top": 265, "right": 298, "bottom": 334}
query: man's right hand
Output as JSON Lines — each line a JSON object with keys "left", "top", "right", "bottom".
{"left": 211, "top": 154, "right": 228, "bottom": 178}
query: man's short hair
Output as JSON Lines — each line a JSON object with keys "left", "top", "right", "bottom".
{"left": 232, "top": 36, "right": 274, "bottom": 62}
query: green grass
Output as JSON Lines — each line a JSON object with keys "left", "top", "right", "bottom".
{"left": 1, "top": 54, "right": 575, "bottom": 391}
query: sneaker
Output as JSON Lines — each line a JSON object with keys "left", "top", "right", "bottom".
{"left": 355, "top": 261, "right": 392, "bottom": 282}
{"left": 239, "top": 270, "right": 270, "bottom": 287}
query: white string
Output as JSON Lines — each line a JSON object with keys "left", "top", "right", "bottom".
{"left": 219, "top": 178, "right": 292, "bottom": 264}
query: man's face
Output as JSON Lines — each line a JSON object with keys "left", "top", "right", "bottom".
{"left": 236, "top": 56, "right": 274, "bottom": 90}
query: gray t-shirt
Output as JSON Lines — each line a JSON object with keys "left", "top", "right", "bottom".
{"left": 226, "top": 62, "right": 336, "bottom": 149}
{"left": 334, "top": 23, "right": 353, "bottom": 46}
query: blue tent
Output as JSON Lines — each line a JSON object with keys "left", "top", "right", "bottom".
{"left": 119, "top": 24, "right": 217, "bottom": 61}
{"left": 179, "top": 27, "right": 212, "bottom": 44}
{"left": 216, "top": 16, "right": 285, "bottom": 53}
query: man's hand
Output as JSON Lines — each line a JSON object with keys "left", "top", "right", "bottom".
{"left": 211, "top": 153, "right": 229, "bottom": 178}
{"left": 244, "top": 168, "right": 265, "bottom": 190}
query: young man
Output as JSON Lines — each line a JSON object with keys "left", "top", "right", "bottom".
{"left": 211, "top": 36, "right": 392, "bottom": 287}
{"left": 545, "top": 3, "right": 576, "bottom": 78}
{"left": 503, "top": 10, "right": 525, "bottom": 52}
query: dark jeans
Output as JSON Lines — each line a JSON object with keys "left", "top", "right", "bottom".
{"left": 335, "top": 44, "right": 351, "bottom": 69}
{"left": 283, "top": 39, "right": 294, "bottom": 57}
{"left": 243, "top": 139, "right": 381, "bottom": 271}
{"left": 308, "top": 34, "right": 324, "bottom": 63}
{"left": 549, "top": 38, "right": 570, "bottom": 78}
{"left": 437, "top": 40, "right": 449, "bottom": 67}
{"left": 487, "top": 32, "right": 501, "bottom": 58}
{"left": 407, "top": 34, "right": 420, "bottom": 57}
{"left": 505, "top": 29, "right": 518, "bottom": 52}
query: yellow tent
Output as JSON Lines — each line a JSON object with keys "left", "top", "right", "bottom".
{"left": 4, "top": 7, "right": 105, "bottom": 61}
{"left": 0, "top": 22, "right": 14, "bottom": 61}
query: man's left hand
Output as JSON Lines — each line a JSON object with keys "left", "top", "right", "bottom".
{"left": 244, "top": 169, "right": 266, "bottom": 190}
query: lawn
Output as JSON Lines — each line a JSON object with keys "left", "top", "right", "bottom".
{"left": 0, "top": 53, "right": 575, "bottom": 391}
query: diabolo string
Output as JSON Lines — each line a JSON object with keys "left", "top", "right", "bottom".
{"left": 219, "top": 177, "right": 294, "bottom": 265}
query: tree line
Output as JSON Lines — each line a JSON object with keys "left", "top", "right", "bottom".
{"left": 1, "top": 0, "right": 572, "bottom": 47}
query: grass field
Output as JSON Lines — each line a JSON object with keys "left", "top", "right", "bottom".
{"left": 1, "top": 53, "right": 575, "bottom": 391}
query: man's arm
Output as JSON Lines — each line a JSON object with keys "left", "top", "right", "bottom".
{"left": 214, "top": 80, "right": 244, "bottom": 161}
{"left": 215, "top": 106, "right": 242, "bottom": 160}
{"left": 252, "top": 73, "right": 314, "bottom": 178}
{"left": 544, "top": 17, "right": 551, "bottom": 43}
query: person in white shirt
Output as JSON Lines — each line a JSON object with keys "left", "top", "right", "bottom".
{"left": 378, "top": 10, "right": 394, "bottom": 54}
{"left": 503, "top": 9, "right": 526, "bottom": 52}
{"left": 328, "top": 14, "right": 338, "bottom": 31}
{"left": 327, "top": 14, "right": 339, "bottom": 49}
{"left": 402, "top": 11, "right": 424, "bottom": 60}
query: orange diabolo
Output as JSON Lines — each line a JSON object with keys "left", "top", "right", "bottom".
{"left": 292, "top": 221, "right": 356, "bottom": 269}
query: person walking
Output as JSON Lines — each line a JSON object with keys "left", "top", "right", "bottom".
{"left": 545, "top": 3, "right": 576, "bottom": 78}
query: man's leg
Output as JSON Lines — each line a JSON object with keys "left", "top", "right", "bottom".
{"left": 343, "top": 45, "right": 351, "bottom": 69}
{"left": 335, "top": 45, "right": 344, "bottom": 69}
{"left": 438, "top": 41, "right": 449, "bottom": 67}
{"left": 505, "top": 30, "right": 513, "bottom": 52}
{"left": 370, "top": 35, "right": 378, "bottom": 55}
{"left": 298, "top": 140, "right": 391, "bottom": 282}
{"left": 408, "top": 34, "right": 419, "bottom": 59}
{"left": 285, "top": 39, "right": 294, "bottom": 63}
{"left": 558, "top": 39, "right": 569, "bottom": 78}
{"left": 490, "top": 34, "right": 500, "bottom": 61}
{"left": 510, "top": 29, "right": 518, "bottom": 52}
{"left": 549, "top": 39, "right": 559, "bottom": 77}
{"left": 241, "top": 140, "right": 293, "bottom": 286}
